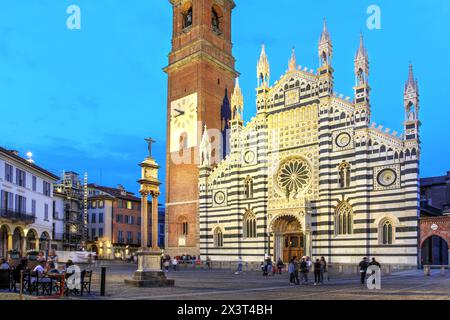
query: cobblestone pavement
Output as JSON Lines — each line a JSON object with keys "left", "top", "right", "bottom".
{"left": 63, "top": 262, "right": 450, "bottom": 300}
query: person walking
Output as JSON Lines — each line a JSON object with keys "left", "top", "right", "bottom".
{"left": 276, "top": 257, "right": 284, "bottom": 275}
{"left": 320, "top": 256, "right": 327, "bottom": 283}
{"left": 293, "top": 257, "right": 300, "bottom": 285}
{"left": 235, "top": 256, "right": 243, "bottom": 274}
{"left": 206, "top": 256, "right": 212, "bottom": 270}
{"left": 358, "top": 257, "right": 369, "bottom": 285}
{"left": 313, "top": 258, "right": 322, "bottom": 285}
{"left": 171, "top": 257, "right": 178, "bottom": 271}
{"left": 369, "top": 257, "right": 381, "bottom": 268}
{"left": 288, "top": 259, "right": 295, "bottom": 285}
{"left": 300, "top": 257, "right": 308, "bottom": 284}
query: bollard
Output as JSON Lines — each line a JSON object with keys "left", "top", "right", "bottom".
{"left": 19, "top": 271, "right": 23, "bottom": 301}
{"left": 100, "top": 267, "right": 106, "bottom": 296}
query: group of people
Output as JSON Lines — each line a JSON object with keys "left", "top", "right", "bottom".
{"left": 287, "top": 256, "right": 327, "bottom": 285}
{"left": 358, "top": 257, "right": 381, "bottom": 285}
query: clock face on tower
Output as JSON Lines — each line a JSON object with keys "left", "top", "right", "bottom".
{"left": 170, "top": 93, "right": 198, "bottom": 153}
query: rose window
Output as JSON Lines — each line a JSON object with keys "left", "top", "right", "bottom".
{"left": 276, "top": 158, "right": 311, "bottom": 196}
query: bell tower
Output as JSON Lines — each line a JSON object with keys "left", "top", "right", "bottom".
{"left": 164, "top": 0, "right": 237, "bottom": 256}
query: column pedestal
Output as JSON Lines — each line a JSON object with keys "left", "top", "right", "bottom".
{"left": 124, "top": 250, "right": 174, "bottom": 287}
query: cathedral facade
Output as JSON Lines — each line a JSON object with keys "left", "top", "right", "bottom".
{"left": 198, "top": 22, "right": 420, "bottom": 267}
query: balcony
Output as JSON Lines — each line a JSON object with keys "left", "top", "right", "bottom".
{"left": 0, "top": 208, "right": 36, "bottom": 224}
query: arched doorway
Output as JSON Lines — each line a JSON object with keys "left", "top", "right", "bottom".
{"left": 0, "top": 225, "right": 10, "bottom": 258}
{"left": 12, "top": 227, "right": 24, "bottom": 255}
{"left": 26, "top": 229, "right": 38, "bottom": 251}
{"left": 421, "top": 235, "right": 449, "bottom": 266}
{"left": 271, "top": 216, "right": 304, "bottom": 262}
{"left": 39, "top": 232, "right": 51, "bottom": 252}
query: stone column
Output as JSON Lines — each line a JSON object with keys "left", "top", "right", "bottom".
{"left": 21, "top": 236, "right": 27, "bottom": 255}
{"left": 151, "top": 192, "right": 159, "bottom": 250}
{"left": 35, "top": 238, "right": 40, "bottom": 251}
{"left": 305, "top": 230, "right": 311, "bottom": 257}
{"left": 7, "top": 233, "right": 13, "bottom": 251}
{"left": 140, "top": 191, "right": 149, "bottom": 250}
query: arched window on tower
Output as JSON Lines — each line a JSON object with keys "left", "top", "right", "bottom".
{"left": 338, "top": 161, "right": 351, "bottom": 188}
{"left": 335, "top": 201, "right": 353, "bottom": 236}
{"left": 244, "top": 210, "right": 257, "bottom": 238}
{"left": 182, "top": 3, "right": 193, "bottom": 30}
{"left": 214, "top": 227, "right": 223, "bottom": 247}
{"left": 379, "top": 219, "right": 395, "bottom": 245}
{"left": 244, "top": 176, "right": 254, "bottom": 199}
{"left": 211, "top": 6, "right": 221, "bottom": 34}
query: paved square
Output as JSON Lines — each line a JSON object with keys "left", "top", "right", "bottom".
{"left": 68, "top": 263, "right": 450, "bottom": 300}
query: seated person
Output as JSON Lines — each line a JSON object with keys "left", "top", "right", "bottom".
{"left": 32, "top": 261, "right": 50, "bottom": 283}
{"left": 12, "top": 258, "right": 28, "bottom": 283}
{"left": 1, "top": 258, "right": 10, "bottom": 270}
{"left": 46, "top": 261, "right": 60, "bottom": 274}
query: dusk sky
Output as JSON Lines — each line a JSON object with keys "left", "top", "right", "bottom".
{"left": 1, "top": 0, "right": 449, "bottom": 202}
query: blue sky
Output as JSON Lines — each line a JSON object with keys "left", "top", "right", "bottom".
{"left": 1, "top": 0, "right": 449, "bottom": 202}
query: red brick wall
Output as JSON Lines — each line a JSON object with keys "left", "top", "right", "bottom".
{"left": 112, "top": 199, "right": 150, "bottom": 245}
{"left": 420, "top": 216, "right": 450, "bottom": 247}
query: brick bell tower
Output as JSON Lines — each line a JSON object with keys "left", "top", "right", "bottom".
{"left": 164, "top": 0, "right": 237, "bottom": 256}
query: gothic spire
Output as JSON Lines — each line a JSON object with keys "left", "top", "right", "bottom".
{"left": 257, "top": 44, "right": 270, "bottom": 87}
{"left": 405, "top": 63, "right": 418, "bottom": 92}
{"left": 319, "top": 19, "right": 331, "bottom": 44}
{"left": 231, "top": 78, "right": 244, "bottom": 121}
{"left": 318, "top": 18, "right": 333, "bottom": 67}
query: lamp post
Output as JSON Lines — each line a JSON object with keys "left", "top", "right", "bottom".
{"left": 124, "top": 138, "right": 174, "bottom": 287}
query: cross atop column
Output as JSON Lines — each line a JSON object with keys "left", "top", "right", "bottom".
{"left": 144, "top": 137, "right": 156, "bottom": 158}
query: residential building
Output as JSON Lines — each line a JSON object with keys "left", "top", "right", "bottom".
{"left": 87, "top": 184, "right": 153, "bottom": 259}
{"left": 0, "top": 147, "right": 59, "bottom": 258}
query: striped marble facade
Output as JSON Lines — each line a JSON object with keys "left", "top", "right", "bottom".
{"left": 198, "top": 26, "right": 420, "bottom": 267}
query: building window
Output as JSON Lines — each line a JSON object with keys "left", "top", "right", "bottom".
{"left": 380, "top": 219, "right": 394, "bottom": 245}
{"left": 4, "top": 163, "right": 13, "bottom": 183}
{"left": 182, "top": 221, "right": 188, "bottom": 236}
{"left": 91, "top": 213, "right": 96, "bottom": 223}
{"left": 118, "top": 199, "right": 123, "bottom": 208}
{"left": 32, "top": 200, "right": 36, "bottom": 216}
{"left": 244, "top": 176, "right": 254, "bottom": 199}
{"left": 214, "top": 227, "right": 223, "bottom": 247}
{"left": 92, "top": 201, "right": 97, "bottom": 209}
{"left": 43, "top": 181, "right": 51, "bottom": 196}
{"left": 92, "top": 228, "right": 96, "bottom": 239}
{"left": 15, "top": 195, "right": 26, "bottom": 214}
{"left": 338, "top": 161, "right": 351, "bottom": 188}
{"left": 44, "top": 203, "right": 49, "bottom": 221}
{"left": 335, "top": 201, "right": 353, "bottom": 236}
{"left": 32, "top": 176, "right": 37, "bottom": 192}
{"left": 98, "top": 228, "right": 103, "bottom": 238}
{"left": 127, "top": 201, "right": 132, "bottom": 210}
{"left": 127, "top": 231, "right": 133, "bottom": 243}
{"left": 137, "top": 232, "right": 141, "bottom": 245}
{"left": 137, "top": 217, "right": 141, "bottom": 225}
{"left": 244, "top": 210, "right": 257, "bottom": 238}
{"left": 116, "top": 214, "right": 123, "bottom": 223}
{"left": 99, "top": 212, "right": 104, "bottom": 223}
{"left": 0, "top": 191, "right": 14, "bottom": 210}
{"left": 98, "top": 200, "right": 104, "bottom": 208}
{"left": 118, "top": 231, "right": 124, "bottom": 243}
{"left": 16, "top": 168, "right": 26, "bottom": 187}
